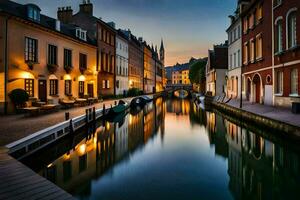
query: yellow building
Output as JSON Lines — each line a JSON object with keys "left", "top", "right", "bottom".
{"left": 171, "top": 64, "right": 191, "bottom": 85}
{"left": 0, "top": 1, "right": 97, "bottom": 113}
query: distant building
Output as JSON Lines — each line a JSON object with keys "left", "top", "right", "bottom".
{"left": 0, "top": 1, "right": 97, "bottom": 113}
{"left": 226, "top": 4, "right": 242, "bottom": 99}
{"left": 116, "top": 30, "right": 129, "bottom": 95}
{"left": 143, "top": 44, "right": 156, "bottom": 94}
{"left": 206, "top": 42, "right": 228, "bottom": 97}
{"left": 172, "top": 63, "right": 191, "bottom": 85}
{"left": 165, "top": 66, "right": 173, "bottom": 85}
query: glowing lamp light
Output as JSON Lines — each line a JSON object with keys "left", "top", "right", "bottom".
{"left": 78, "top": 75, "right": 86, "bottom": 82}
{"left": 129, "top": 80, "right": 133, "bottom": 86}
{"left": 47, "top": 163, "right": 53, "bottom": 168}
{"left": 64, "top": 74, "right": 72, "bottom": 80}
{"left": 20, "top": 71, "right": 34, "bottom": 79}
{"left": 78, "top": 144, "right": 87, "bottom": 155}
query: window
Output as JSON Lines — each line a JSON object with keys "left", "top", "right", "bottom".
{"left": 48, "top": 45, "right": 57, "bottom": 65}
{"left": 276, "top": 71, "right": 283, "bottom": 94}
{"left": 287, "top": 11, "right": 297, "bottom": 49}
{"left": 49, "top": 79, "right": 58, "bottom": 96}
{"left": 243, "top": 42, "right": 249, "bottom": 64}
{"left": 275, "top": 19, "right": 283, "bottom": 53}
{"left": 64, "top": 49, "right": 72, "bottom": 68}
{"left": 249, "top": 14, "right": 254, "bottom": 29}
{"left": 250, "top": 39, "right": 255, "bottom": 62}
{"left": 28, "top": 6, "right": 40, "bottom": 21}
{"left": 79, "top": 53, "right": 87, "bottom": 70}
{"left": 238, "top": 50, "right": 241, "bottom": 67}
{"left": 243, "top": 18, "right": 248, "bottom": 34}
{"left": 230, "top": 54, "right": 232, "bottom": 69}
{"left": 116, "top": 80, "right": 120, "bottom": 88}
{"left": 25, "top": 79, "right": 34, "bottom": 97}
{"left": 76, "top": 28, "right": 87, "bottom": 41}
{"left": 65, "top": 80, "right": 72, "bottom": 96}
{"left": 79, "top": 81, "right": 84, "bottom": 97}
{"left": 256, "top": 35, "right": 262, "bottom": 59}
{"left": 238, "top": 25, "right": 241, "bottom": 38}
{"left": 107, "top": 80, "right": 110, "bottom": 89}
{"left": 234, "top": 53, "right": 236, "bottom": 68}
{"left": 25, "top": 37, "right": 38, "bottom": 62}
{"left": 291, "top": 69, "right": 298, "bottom": 94}
{"left": 256, "top": 5, "right": 263, "bottom": 22}
{"left": 102, "top": 80, "right": 105, "bottom": 89}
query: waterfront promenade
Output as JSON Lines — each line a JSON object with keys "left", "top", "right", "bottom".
{"left": 0, "top": 97, "right": 135, "bottom": 146}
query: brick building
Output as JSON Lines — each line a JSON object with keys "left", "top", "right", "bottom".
{"left": 273, "top": 0, "right": 300, "bottom": 107}
{"left": 241, "top": 0, "right": 273, "bottom": 105}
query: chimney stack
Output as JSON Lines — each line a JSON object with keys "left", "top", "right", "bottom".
{"left": 79, "top": 0, "right": 93, "bottom": 16}
{"left": 57, "top": 6, "right": 73, "bottom": 24}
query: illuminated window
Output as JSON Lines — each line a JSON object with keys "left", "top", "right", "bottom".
{"left": 65, "top": 80, "right": 72, "bottom": 96}
{"left": 256, "top": 5, "right": 263, "bottom": 22}
{"left": 79, "top": 81, "right": 84, "bottom": 97}
{"left": 243, "top": 42, "right": 249, "bottom": 64}
{"left": 49, "top": 79, "right": 58, "bottom": 96}
{"left": 25, "top": 79, "right": 34, "bottom": 97}
{"left": 79, "top": 53, "right": 87, "bottom": 70}
{"left": 250, "top": 39, "right": 255, "bottom": 62}
{"left": 256, "top": 34, "right": 262, "bottom": 59}
{"left": 25, "top": 37, "right": 38, "bottom": 62}
{"left": 243, "top": 18, "right": 248, "bottom": 34}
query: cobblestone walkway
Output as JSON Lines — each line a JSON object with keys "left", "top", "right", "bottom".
{"left": 0, "top": 98, "right": 134, "bottom": 146}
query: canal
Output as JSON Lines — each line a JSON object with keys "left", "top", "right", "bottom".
{"left": 19, "top": 98, "right": 300, "bottom": 200}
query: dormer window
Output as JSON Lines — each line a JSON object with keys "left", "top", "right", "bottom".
{"left": 27, "top": 4, "right": 41, "bottom": 22}
{"left": 76, "top": 28, "right": 87, "bottom": 41}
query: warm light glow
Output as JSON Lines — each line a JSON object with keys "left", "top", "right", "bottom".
{"left": 47, "top": 163, "right": 53, "bottom": 168}
{"left": 64, "top": 74, "right": 72, "bottom": 80}
{"left": 63, "top": 154, "right": 71, "bottom": 160}
{"left": 129, "top": 80, "right": 133, "bottom": 86}
{"left": 129, "top": 114, "right": 133, "bottom": 125}
{"left": 78, "top": 144, "right": 87, "bottom": 155}
{"left": 105, "top": 122, "right": 110, "bottom": 130}
{"left": 78, "top": 75, "right": 86, "bottom": 81}
{"left": 20, "top": 71, "right": 34, "bottom": 79}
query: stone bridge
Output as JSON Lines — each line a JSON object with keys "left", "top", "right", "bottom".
{"left": 165, "top": 84, "right": 193, "bottom": 97}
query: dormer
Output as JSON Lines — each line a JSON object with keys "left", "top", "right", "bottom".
{"left": 26, "top": 4, "right": 41, "bottom": 22}
{"left": 76, "top": 27, "right": 87, "bottom": 41}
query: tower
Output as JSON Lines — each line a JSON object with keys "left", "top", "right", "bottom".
{"left": 160, "top": 39, "right": 165, "bottom": 66}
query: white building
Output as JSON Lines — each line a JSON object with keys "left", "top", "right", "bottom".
{"left": 115, "top": 115, "right": 129, "bottom": 160}
{"left": 226, "top": 8, "right": 242, "bottom": 99}
{"left": 116, "top": 32, "right": 129, "bottom": 95}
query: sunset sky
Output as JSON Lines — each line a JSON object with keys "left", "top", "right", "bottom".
{"left": 14, "top": 0, "right": 237, "bottom": 66}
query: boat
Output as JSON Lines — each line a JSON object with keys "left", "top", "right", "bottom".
{"left": 130, "top": 95, "right": 153, "bottom": 108}
{"left": 107, "top": 100, "right": 129, "bottom": 117}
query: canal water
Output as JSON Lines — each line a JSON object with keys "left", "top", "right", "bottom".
{"left": 20, "top": 98, "right": 300, "bottom": 200}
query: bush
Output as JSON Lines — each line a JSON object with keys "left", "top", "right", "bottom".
{"left": 9, "top": 89, "right": 29, "bottom": 108}
{"left": 127, "top": 88, "right": 141, "bottom": 97}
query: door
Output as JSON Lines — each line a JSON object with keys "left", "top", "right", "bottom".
{"left": 255, "top": 82, "right": 260, "bottom": 103}
{"left": 38, "top": 80, "right": 47, "bottom": 102}
{"left": 88, "top": 84, "right": 94, "bottom": 97}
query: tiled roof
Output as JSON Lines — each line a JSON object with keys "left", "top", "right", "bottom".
{"left": 0, "top": 0, "right": 96, "bottom": 46}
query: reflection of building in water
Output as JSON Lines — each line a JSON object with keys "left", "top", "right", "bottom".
{"left": 206, "top": 112, "right": 228, "bottom": 158}
{"left": 225, "top": 119, "right": 300, "bottom": 199}
{"left": 189, "top": 103, "right": 207, "bottom": 127}
{"left": 144, "top": 102, "right": 156, "bottom": 142}
{"left": 115, "top": 115, "right": 129, "bottom": 160}
{"left": 155, "top": 98, "right": 163, "bottom": 133}
{"left": 128, "top": 111, "right": 144, "bottom": 152}
{"left": 225, "top": 120, "right": 243, "bottom": 199}
{"left": 166, "top": 99, "right": 190, "bottom": 115}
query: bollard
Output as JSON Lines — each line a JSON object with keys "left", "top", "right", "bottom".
{"left": 103, "top": 104, "right": 106, "bottom": 116}
{"left": 69, "top": 119, "right": 74, "bottom": 134}
{"left": 114, "top": 101, "right": 117, "bottom": 105}
{"left": 65, "top": 112, "right": 70, "bottom": 121}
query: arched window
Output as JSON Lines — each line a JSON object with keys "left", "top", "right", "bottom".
{"left": 287, "top": 9, "right": 297, "bottom": 49}
{"left": 291, "top": 68, "right": 298, "bottom": 95}
{"left": 275, "top": 18, "right": 283, "bottom": 53}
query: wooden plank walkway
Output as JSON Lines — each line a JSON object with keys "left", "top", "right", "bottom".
{"left": 0, "top": 147, "right": 75, "bottom": 200}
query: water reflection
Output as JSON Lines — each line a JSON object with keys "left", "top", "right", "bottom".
{"left": 21, "top": 98, "right": 300, "bottom": 200}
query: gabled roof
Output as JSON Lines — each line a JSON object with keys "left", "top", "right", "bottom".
{"left": 0, "top": 0, "right": 96, "bottom": 46}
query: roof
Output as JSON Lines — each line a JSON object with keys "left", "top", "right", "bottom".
{"left": 207, "top": 42, "right": 228, "bottom": 70}
{"left": 0, "top": 0, "right": 96, "bottom": 46}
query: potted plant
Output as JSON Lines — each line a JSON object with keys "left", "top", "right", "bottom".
{"left": 26, "top": 61, "right": 35, "bottom": 70}
{"left": 47, "top": 64, "right": 58, "bottom": 74}
{"left": 64, "top": 65, "right": 73, "bottom": 73}
{"left": 9, "top": 89, "right": 29, "bottom": 110}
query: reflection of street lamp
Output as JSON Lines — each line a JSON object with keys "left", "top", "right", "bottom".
{"left": 129, "top": 80, "right": 133, "bottom": 87}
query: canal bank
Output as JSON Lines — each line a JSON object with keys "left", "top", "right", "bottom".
{"left": 212, "top": 100, "right": 300, "bottom": 140}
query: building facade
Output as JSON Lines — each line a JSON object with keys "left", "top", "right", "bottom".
{"left": 227, "top": 6, "right": 242, "bottom": 99}
{"left": 206, "top": 43, "right": 228, "bottom": 97}
{"left": 171, "top": 63, "right": 191, "bottom": 85}
{"left": 0, "top": 1, "right": 97, "bottom": 113}
{"left": 116, "top": 31, "right": 129, "bottom": 95}
{"left": 273, "top": 0, "right": 300, "bottom": 107}
{"left": 143, "top": 44, "right": 155, "bottom": 94}
{"left": 241, "top": 0, "right": 273, "bottom": 105}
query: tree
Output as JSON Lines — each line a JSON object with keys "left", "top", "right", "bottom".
{"left": 189, "top": 59, "right": 207, "bottom": 84}
{"left": 9, "top": 89, "right": 29, "bottom": 109}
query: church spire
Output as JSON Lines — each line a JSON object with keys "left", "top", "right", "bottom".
{"left": 160, "top": 39, "right": 164, "bottom": 51}
{"left": 160, "top": 38, "right": 165, "bottom": 66}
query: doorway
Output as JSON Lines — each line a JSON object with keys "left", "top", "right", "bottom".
{"left": 252, "top": 74, "right": 261, "bottom": 104}
{"left": 38, "top": 80, "right": 47, "bottom": 102}
{"left": 88, "top": 84, "right": 94, "bottom": 97}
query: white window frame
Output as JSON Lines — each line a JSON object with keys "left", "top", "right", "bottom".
{"left": 286, "top": 8, "right": 298, "bottom": 50}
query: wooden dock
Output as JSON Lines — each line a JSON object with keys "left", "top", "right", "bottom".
{"left": 0, "top": 147, "right": 75, "bottom": 200}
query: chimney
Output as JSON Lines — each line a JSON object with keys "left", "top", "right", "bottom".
{"left": 57, "top": 6, "right": 73, "bottom": 24}
{"left": 138, "top": 37, "right": 143, "bottom": 43}
{"left": 107, "top": 22, "right": 116, "bottom": 29}
{"left": 79, "top": 0, "right": 93, "bottom": 16}
{"left": 55, "top": 20, "right": 61, "bottom": 31}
